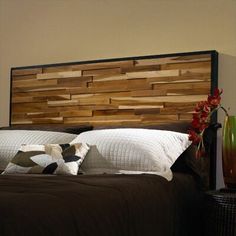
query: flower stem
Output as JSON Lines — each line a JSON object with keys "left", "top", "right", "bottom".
{"left": 219, "top": 105, "right": 229, "bottom": 116}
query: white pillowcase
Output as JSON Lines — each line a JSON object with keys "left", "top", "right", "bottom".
{"left": 70, "top": 128, "right": 191, "bottom": 181}
{"left": 0, "top": 130, "right": 77, "bottom": 170}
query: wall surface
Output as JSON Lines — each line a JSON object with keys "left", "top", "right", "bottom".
{"left": 0, "top": 0, "right": 236, "bottom": 187}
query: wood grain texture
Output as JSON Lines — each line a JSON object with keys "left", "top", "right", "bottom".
{"left": 12, "top": 68, "right": 42, "bottom": 76}
{"left": 37, "top": 71, "right": 82, "bottom": 80}
{"left": 11, "top": 53, "right": 212, "bottom": 126}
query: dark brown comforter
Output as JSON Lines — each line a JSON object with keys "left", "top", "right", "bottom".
{"left": 0, "top": 173, "right": 203, "bottom": 236}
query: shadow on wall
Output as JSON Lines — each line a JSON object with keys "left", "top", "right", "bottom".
{"left": 216, "top": 53, "right": 236, "bottom": 189}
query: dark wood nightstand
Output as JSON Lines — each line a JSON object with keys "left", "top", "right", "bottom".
{"left": 204, "top": 189, "right": 236, "bottom": 236}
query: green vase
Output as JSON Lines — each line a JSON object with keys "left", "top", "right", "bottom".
{"left": 222, "top": 115, "right": 236, "bottom": 188}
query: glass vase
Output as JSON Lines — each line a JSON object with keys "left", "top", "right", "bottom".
{"left": 222, "top": 115, "right": 236, "bottom": 188}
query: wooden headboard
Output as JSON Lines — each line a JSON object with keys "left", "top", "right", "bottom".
{"left": 10, "top": 50, "right": 218, "bottom": 126}
{"left": 9, "top": 50, "right": 218, "bottom": 189}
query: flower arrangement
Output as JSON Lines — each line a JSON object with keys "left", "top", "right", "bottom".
{"left": 188, "top": 88, "right": 229, "bottom": 158}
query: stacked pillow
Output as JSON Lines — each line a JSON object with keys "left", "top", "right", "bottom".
{"left": 0, "top": 128, "right": 192, "bottom": 180}
{"left": 0, "top": 130, "right": 89, "bottom": 175}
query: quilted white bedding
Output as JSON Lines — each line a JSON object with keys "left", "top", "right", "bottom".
{"left": 71, "top": 128, "right": 191, "bottom": 180}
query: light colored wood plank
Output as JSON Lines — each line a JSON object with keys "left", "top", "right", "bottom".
{"left": 118, "top": 105, "right": 164, "bottom": 109}
{"left": 82, "top": 67, "right": 121, "bottom": 76}
{"left": 112, "top": 97, "right": 165, "bottom": 106}
{"left": 47, "top": 100, "right": 79, "bottom": 107}
{"left": 126, "top": 70, "right": 180, "bottom": 78}
{"left": 45, "top": 95, "right": 71, "bottom": 101}
{"left": 111, "top": 95, "right": 207, "bottom": 104}
{"left": 78, "top": 97, "right": 110, "bottom": 105}
{"left": 72, "top": 95, "right": 112, "bottom": 105}
{"left": 72, "top": 91, "right": 131, "bottom": 99}
{"left": 93, "top": 74, "right": 129, "bottom": 82}
{"left": 26, "top": 112, "right": 60, "bottom": 118}
{"left": 79, "top": 105, "right": 119, "bottom": 110}
{"left": 147, "top": 75, "right": 210, "bottom": 84}
{"left": 151, "top": 78, "right": 210, "bottom": 85}
{"left": 37, "top": 71, "right": 82, "bottom": 80}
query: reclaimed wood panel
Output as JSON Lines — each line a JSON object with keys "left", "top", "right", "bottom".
{"left": 10, "top": 52, "right": 214, "bottom": 126}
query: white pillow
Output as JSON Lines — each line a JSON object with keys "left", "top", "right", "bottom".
{"left": 0, "top": 130, "right": 77, "bottom": 170}
{"left": 70, "top": 128, "right": 191, "bottom": 181}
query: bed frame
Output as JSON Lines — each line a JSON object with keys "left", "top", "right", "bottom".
{"left": 9, "top": 50, "right": 218, "bottom": 188}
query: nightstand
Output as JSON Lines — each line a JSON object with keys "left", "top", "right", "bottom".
{"left": 204, "top": 190, "right": 236, "bottom": 236}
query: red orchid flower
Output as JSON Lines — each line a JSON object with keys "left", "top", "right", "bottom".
{"left": 188, "top": 88, "right": 227, "bottom": 158}
{"left": 188, "top": 130, "right": 202, "bottom": 145}
{"left": 208, "top": 88, "right": 222, "bottom": 107}
{"left": 191, "top": 117, "right": 201, "bottom": 129}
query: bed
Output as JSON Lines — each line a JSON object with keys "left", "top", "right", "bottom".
{"left": 0, "top": 50, "right": 218, "bottom": 236}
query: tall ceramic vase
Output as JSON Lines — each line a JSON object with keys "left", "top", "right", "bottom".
{"left": 222, "top": 115, "right": 236, "bottom": 189}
